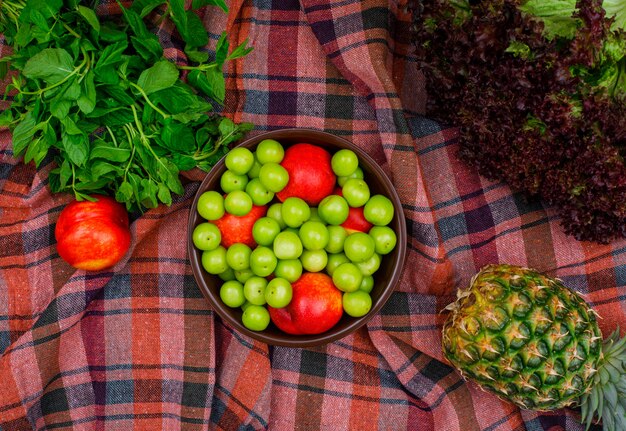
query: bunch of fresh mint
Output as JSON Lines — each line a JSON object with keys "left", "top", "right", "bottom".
{"left": 0, "top": 0, "right": 253, "bottom": 210}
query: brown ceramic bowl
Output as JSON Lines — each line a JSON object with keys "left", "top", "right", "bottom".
{"left": 187, "top": 129, "right": 407, "bottom": 347}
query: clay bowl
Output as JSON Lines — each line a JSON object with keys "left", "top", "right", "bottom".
{"left": 187, "top": 128, "right": 407, "bottom": 347}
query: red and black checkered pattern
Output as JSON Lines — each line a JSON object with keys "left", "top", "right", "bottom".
{"left": 1, "top": 0, "right": 623, "bottom": 430}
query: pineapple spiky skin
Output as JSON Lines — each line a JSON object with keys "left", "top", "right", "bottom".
{"left": 442, "top": 264, "right": 603, "bottom": 410}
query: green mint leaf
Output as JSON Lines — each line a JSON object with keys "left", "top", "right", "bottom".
{"left": 137, "top": 60, "right": 179, "bottom": 95}
{"left": 218, "top": 117, "right": 237, "bottom": 145}
{"left": 168, "top": 0, "right": 189, "bottom": 41}
{"left": 131, "top": 0, "right": 166, "bottom": 17}
{"left": 74, "top": 177, "right": 112, "bottom": 192}
{"left": 23, "top": 134, "right": 42, "bottom": 165}
{"left": 171, "top": 154, "right": 197, "bottom": 171}
{"left": 43, "top": 121, "right": 57, "bottom": 148}
{"left": 27, "top": 9, "right": 50, "bottom": 32}
{"left": 171, "top": 111, "right": 207, "bottom": 123}
{"left": 156, "top": 157, "right": 184, "bottom": 195}
{"left": 196, "top": 145, "right": 228, "bottom": 170}
{"left": 184, "top": 45, "right": 210, "bottom": 63}
{"left": 47, "top": 77, "right": 81, "bottom": 118}
{"left": 11, "top": 112, "right": 37, "bottom": 157}
{"left": 50, "top": 96, "right": 72, "bottom": 119}
{"left": 64, "top": 77, "right": 82, "bottom": 101}
{"left": 14, "top": 23, "right": 34, "bottom": 48}
{"left": 95, "top": 41, "right": 128, "bottom": 70}
{"left": 90, "top": 161, "right": 121, "bottom": 180}
{"left": 72, "top": 191, "right": 97, "bottom": 202}
{"left": 131, "top": 36, "right": 164, "bottom": 63}
{"left": 215, "top": 32, "right": 229, "bottom": 66}
{"left": 192, "top": 0, "right": 228, "bottom": 13}
{"left": 0, "top": 109, "right": 13, "bottom": 127}
{"left": 80, "top": 37, "right": 98, "bottom": 54}
{"left": 20, "top": 0, "right": 62, "bottom": 24}
{"left": 127, "top": 173, "right": 143, "bottom": 206}
{"left": 99, "top": 23, "right": 128, "bottom": 43}
{"left": 101, "top": 85, "right": 135, "bottom": 106}
{"left": 90, "top": 144, "right": 131, "bottom": 163}
{"left": 187, "top": 69, "right": 213, "bottom": 97}
{"left": 184, "top": 10, "right": 209, "bottom": 48}
{"left": 77, "top": 5, "right": 101, "bottom": 32}
{"left": 77, "top": 71, "right": 97, "bottom": 114}
{"left": 157, "top": 183, "right": 172, "bottom": 205}
{"left": 115, "top": 181, "right": 134, "bottom": 203}
{"left": 22, "top": 48, "right": 75, "bottom": 84}
{"left": 218, "top": 119, "right": 253, "bottom": 147}
{"left": 150, "top": 84, "right": 206, "bottom": 115}
{"left": 206, "top": 67, "right": 225, "bottom": 103}
{"left": 188, "top": 68, "right": 225, "bottom": 104}
{"left": 61, "top": 116, "right": 83, "bottom": 135}
{"left": 142, "top": 104, "right": 157, "bottom": 125}
{"left": 94, "top": 65, "right": 121, "bottom": 85}
{"left": 68, "top": 37, "right": 81, "bottom": 60}
{"left": 237, "top": 122, "right": 254, "bottom": 134}
{"left": 160, "top": 119, "right": 196, "bottom": 152}
{"left": 195, "top": 125, "right": 214, "bottom": 147}
{"left": 227, "top": 39, "right": 254, "bottom": 60}
{"left": 24, "top": 134, "right": 49, "bottom": 167}
{"left": 218, "top": 117, "right": 235, "bottom": 137}
{"left": 227, "top": 38, "right": 253, "bottom": 61}
{"left": 132, "top": 137, "right": 158, "bottom": 177}
{"left": 119, "top": 2, "right": 152, "bottom": 38}
{"left": 61, "top": 131, "right": 89, "bottom": 167}
{"left": 139, "top": 178, "right": 159, "bottom": 208}
{"left": 49, "top": 168, "right": 63, "bottom": 193}
{"left": 59, "top": 159, "right": 72, "bottom": 190}
{"left": 100, "top": 108, "right": 135, "bottom": 127}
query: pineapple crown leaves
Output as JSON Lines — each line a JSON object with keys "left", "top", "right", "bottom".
{"left": 580, "top": 327, "right": 626, "bottom": 431}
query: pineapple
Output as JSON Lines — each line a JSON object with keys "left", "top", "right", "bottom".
{"left": 442, "top": 264, "right": 626, "bottom": 430}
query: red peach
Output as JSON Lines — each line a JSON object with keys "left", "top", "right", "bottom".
{"left": 213, "top": 205, "right": 267, "bottom": 248}
{"left": 268, "top": 272, "right": 343, "bottom": 335}
{"left": 55, "top": 195, "right": 131, "bottom": 271}
{"left": 276, "top": 143, "right": 336, "bottom": 206}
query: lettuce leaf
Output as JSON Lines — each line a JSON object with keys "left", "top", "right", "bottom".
{"left": 519, "top": 0, "right": 580, "bottom": 39}
{"left": 521, "top": 0, "right": 626, "bottom": 37}
{"left": 602, "top": 0, "right": 626, "bottom": 30}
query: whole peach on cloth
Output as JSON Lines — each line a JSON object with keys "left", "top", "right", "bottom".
{"left": 54, "top": 195, "right": 131, "bottom": 271}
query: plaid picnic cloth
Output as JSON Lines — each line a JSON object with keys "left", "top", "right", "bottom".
{"left": 1, "top": 0, "right": 625, "bottom": 430}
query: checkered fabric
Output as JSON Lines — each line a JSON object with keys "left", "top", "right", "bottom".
{"left": 0, "top": 0, "right": 623, "bottom": 430}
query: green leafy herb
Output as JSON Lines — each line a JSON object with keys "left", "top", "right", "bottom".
{"left": 1, "top": 0, "right": 253, "bottom": 210}
{"left": 22, "top": 48, "right": 75, "bottom": 84}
